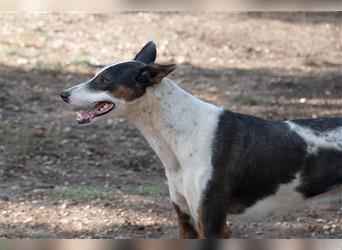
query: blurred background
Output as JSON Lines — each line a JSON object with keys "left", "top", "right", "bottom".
{"left": 1, "top": 12, "right": 341, "bottom": 239}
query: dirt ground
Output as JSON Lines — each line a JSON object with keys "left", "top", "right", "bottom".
{"left": 1, "top": 12, "right": 342, "bottom": 239}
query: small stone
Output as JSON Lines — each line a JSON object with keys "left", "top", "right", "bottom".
{"left": 33, "top": 127, "right": 46, "bottom": 137}
{"left": 316, "top": 219, "right": 325, "bottom": 223}
{"left": 24, "top": 217, "right": 33, "bottom": 223}
{"left": 60, "top": 139, "right": 68, "bottom": 145}
{"left": 176, "top": 56, "right": 185, "bottom": 64}
{"left": 299, "top": 98, "right": 307, "bottom": 103}
{"left": 296, "top": 217, "right": 305, "bottom": 222}
{"left": 63, "top": 127, "right": 71, "bottom": 133}
{"left": 323, "top": 225, "right": 330, "bottom": 230}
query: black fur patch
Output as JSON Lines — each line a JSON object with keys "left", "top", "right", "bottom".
{"left": 87, "top": 60, "right": 176, "bottom": 102}
{"left": 201, "top": 110, "right": 342, "bottom": 236}
{"left": 298, "top": 148, "right": 342, "bottom": 197}
{"left": 88, "top": 61, "right": 147, "bottom": 100}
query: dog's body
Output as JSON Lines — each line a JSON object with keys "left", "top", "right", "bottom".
{"left": 61, "top": 42, "right": 342, "bottom": 238}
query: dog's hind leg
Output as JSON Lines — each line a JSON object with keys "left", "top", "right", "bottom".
{"left": 172, "top": 202, "right": 199, "bottom": 239}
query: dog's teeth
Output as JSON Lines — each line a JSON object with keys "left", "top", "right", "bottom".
{"left": 76, "top": 112, "right": 82, "bottom": 120}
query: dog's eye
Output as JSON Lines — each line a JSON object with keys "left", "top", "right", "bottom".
{"left": 101, "top": 75, "right": 111, "bottom": 85}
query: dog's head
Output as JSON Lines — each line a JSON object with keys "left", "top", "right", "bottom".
{"left": 61, "top": 41, "right": 176, "bottom": 124}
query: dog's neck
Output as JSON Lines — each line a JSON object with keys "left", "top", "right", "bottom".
{"left": 125, "top": 78, "right": 220, "bottom": 171}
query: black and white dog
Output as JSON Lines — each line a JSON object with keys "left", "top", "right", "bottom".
{"left": 61, "top": 41, "right": 342, "bottom": 238}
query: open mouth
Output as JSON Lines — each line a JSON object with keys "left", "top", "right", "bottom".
{"left": 76, "top": 101, "right": 115, "bottom": 124}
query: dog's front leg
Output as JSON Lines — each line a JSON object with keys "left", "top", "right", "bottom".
{"left": 172, "top": 202, "right": 199, "bottom": 239}
{"left": 197, "top": 196, "right": 231, "bottom": 239}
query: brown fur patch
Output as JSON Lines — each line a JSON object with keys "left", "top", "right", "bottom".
{"left": 172, "top": 203, "right": 198, "bottom": 239}
{"left": 197, "top": 204, "right": 206, "bottom": 239}
{"left": 111, "top": 85, "right": 137, "bottom": 101}
{"left": 223, "top": 224, "right": 232, "bottom": 238}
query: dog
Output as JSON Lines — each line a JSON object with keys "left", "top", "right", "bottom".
{"left": 61, "top": 41, "right": 342, "bottom": 239}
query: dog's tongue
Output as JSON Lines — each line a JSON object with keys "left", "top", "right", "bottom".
{"left": 77, "top": 102, "right": 111, "bottom": 124}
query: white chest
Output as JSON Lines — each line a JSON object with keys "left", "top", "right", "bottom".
{"left": 131, "top": 78, "right": 223, "bottom": 223}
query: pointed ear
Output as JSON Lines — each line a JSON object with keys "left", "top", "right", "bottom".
{"left": 134, "top": 41, "right": 157, "bottom": 64}
{"left": 137, "top": 63, "right": 177, "bottom": 86}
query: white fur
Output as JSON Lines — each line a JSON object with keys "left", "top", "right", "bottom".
{"left": 67, "top": 83, "right": 113, "bottom": 106}
{"left": 286, "top": 121, "right": 342, "bottom": 154}
{"left": 228, "top": 174, "right": 304, "bottom": 222}
{"left": 126, "top": 78, "right": 223, "bottom": 226}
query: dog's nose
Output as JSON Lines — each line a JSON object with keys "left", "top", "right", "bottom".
{"left": 60, "top": 91, "right": 71, "bottom": 102}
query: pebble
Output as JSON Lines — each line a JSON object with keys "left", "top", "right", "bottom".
{"left": 316, "top": 218, "right": 325, "bottom": 223}
{"left": 23, "top": 217, "right": 33, "bottom": 223}
{"left": 60, "top": 139, "right": 69, "bottom": 145}
{"left": 299, "top": 98, "right": 307, "bottom": 103}
{"left": 63, "top": 127, "right": 71, "bottom": 133}
{"left": 176, "top": 56, "right": 185, "bottom": 64}
{"left": 296, "top": 217, "right": 305, "bottom": 222}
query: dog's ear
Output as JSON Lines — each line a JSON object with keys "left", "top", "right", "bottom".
{"left": 136, "top": 63, "right": 176, "bottom": 86}
{"left": 134, "top": 41, "right": 157, "bottom": 64}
